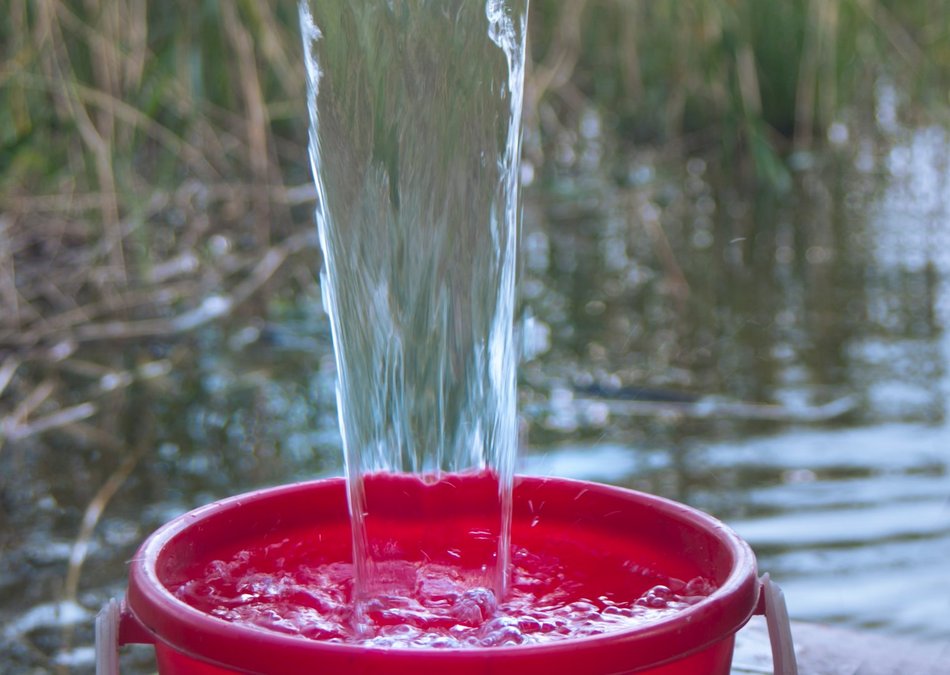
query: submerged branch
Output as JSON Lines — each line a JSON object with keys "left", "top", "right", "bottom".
{"left": 0, "top": 356, "right": 19, "bottom": 398}
{"left": 72, "top": 230, "right": 315, "bottom": 343}
{"left": 0, "top": 358, "right": 171, "bottom": 445}
{"left": 2, "top": 402, "right": 98, "bottom": 443}
{"left": 0, "top": 229, "right": 317, "bottom": 348}
{"left": 58, "top": 438, "right": 148, "bottom": 671}
{"left": 0, "top": 221, "right": 315, "bottom": 449}
{"left": 577, "top": 395, "right": 858, "bottom": 423}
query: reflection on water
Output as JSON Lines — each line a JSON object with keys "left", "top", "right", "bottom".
{"left": 2, "top": 123, "right": 949, "bottom": 669}
{"left": 529, "top": 421, "right": 950, "bottom": 639}
{"left": 519, "top": 123, "right": 950, "bottom": 642}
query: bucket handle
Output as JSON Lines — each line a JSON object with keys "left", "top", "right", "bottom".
{"left": 96, "top": 597, "right": 155, "bottom": 675}
{"left": 758, "top": 573, "right": 798, "bottom": 675}
{"left": 95, "top": 598, "right": 121, "bottom": 675}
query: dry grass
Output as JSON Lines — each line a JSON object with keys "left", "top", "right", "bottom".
{"left": 1, "top": 0, "right": 947, "bottom": 452}
{"left": 0, "top": 0, "right": 320, "bottom": 451}
{"left": 1, "top": 0, "right": 946, "bottom": 450}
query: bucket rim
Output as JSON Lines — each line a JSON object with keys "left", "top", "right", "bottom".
{"left": 126, "top": 475, "right": 760, "bottom": 674}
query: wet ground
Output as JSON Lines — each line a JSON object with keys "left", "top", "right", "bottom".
{"left": 2, "top": 116, "right": 949, "bottom": 671}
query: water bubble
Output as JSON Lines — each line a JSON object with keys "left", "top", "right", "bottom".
{"left": 516, "top": 615, "right": 541, "bottom": 633}
{"left": 637, "top": 585, "right": 674, "bottom": 609}
{"left": 453, "top": 587, "right": 498, "bottom": 626}
{"left": 683, "top": 577, "right": 713, "bottom": 595}
{"left": 175, "top": 545, "right": 715, "bottom": 648}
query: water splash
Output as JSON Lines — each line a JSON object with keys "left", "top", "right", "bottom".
{"left": 174, "top": 537, "right": 716, "bottom": 648}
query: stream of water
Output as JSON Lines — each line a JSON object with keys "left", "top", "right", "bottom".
{"left": 299, "top": 0, "right": 527, "bottom": 621}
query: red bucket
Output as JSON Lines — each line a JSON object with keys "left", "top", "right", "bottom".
{"left": 99, "top": 476, "right": 796, "bottom": 674}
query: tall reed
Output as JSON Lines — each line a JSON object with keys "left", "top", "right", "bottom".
{"left": 2, "top": 0, "right": 948, "bottom": 286}
{"left": 528, "top": 0, "right": 950, "bottom": 188}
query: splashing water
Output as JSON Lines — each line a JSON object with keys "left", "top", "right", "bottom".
{"left": 299, "top": 0, "right": 528, "bottom": 629}
{"left": 173, "top": 529, "right": 717, "bottom": 649}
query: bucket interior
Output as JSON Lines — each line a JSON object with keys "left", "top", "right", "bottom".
{"left": 127, "top": 476, "right": 759, "bottom": 674}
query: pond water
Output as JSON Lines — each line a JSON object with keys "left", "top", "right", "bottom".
{"left": 1, "top": 119, "right": 949, "bottom": 671}
{"left": 517, "top": 122, "right": 950, "bottom": 643}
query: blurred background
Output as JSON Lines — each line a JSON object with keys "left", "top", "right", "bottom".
{"left": 2, "top": 1, "right": 950, "bottom": 672}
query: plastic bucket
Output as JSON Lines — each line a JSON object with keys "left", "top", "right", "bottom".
{"left": 100, "top": 475, "right": 796, "bottom": 674}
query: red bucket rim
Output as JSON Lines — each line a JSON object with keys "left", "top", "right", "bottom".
{"left": 126, "top": 476, "right": 760, "bottom": 674}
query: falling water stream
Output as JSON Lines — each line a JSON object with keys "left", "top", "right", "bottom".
{"left": 298, "top": 0, "right": 527, "bottom": 634}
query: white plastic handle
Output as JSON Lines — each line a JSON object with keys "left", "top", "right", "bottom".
{"left": 95, "top": 597, "right": 121, "bottom": 675}
{"left": 761, "top": 573, "right": 798, "bottom": 675}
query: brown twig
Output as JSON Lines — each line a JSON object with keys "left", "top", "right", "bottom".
{"left": 9, "top": 378, "right": 56, "bottom": 424}
{"left": 0, "top": 356, "right": 172, "bottom": 445}
{"left": 221, "top": 0, "right": 274, "bottom": 246}
{"left": 0, "top": 356, "right": 19, "bottom": 398}
{"left": 68, "top": 230, "right": 315, "bottom": 343}
{"left": 57, "top": 434, "right": 149, "bottom": 672}
{"left": 526, "top": 0, "right": 588, "bottom": 116}
{"left": 2, "top": 402, "right": 98, "bottom": 443}
{"left": 2, "top": 70, "right": 220, "bottom": 181}
{"left": 0, "top": 181, "right": 316, "bottom": 215}
{"left": 0, "top": 279, "right": 197, "bottom": 348}
{"left": 62, "top": 448, "right": 143, "bottom": 605}
{"left": 39, "top": 0, "right": 127, "bottom": 288}
{"left": 0, "top": 206, "right": 316, "bottom": 349}
{"left": 0, "top": 216, "right": 20, "bottom": 328}
{"left": 629, "top": 194, "right": 690, "bottom": 304}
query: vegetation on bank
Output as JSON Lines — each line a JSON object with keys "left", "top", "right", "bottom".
{"left": 1, "top": 0, "right": 948, "bottom": 447}
{"left": 529, "top": 0, "right": 950, "bottom": 185}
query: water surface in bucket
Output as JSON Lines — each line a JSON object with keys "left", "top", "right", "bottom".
{"left": 173, "top": 534, "right": 716, "bottom": 648}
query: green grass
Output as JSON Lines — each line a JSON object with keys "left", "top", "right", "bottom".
{"left": 529, "top": 0, "right": 950, "bottom": 188}
{"left": 2, "top": 0, "right": 948, "bottom": 206}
